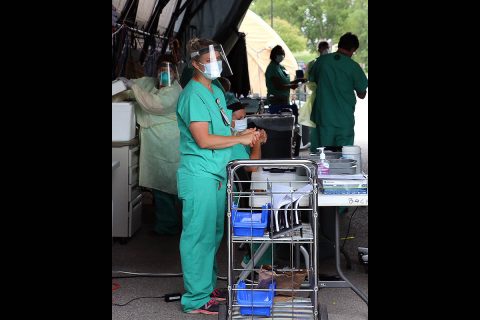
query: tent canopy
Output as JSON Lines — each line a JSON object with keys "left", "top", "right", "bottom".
{"left": 112, "top": 0, "right": 187, "bottom": 35}
{"left": 112, "top": 0, "right": 253, "bottom": 82}
{"left": 239, "top": 10, "right": 298, "bottom": 97}
{"left": 112, "top": 0, "right": 252, "bottom": 55}
{"left": 112, "top": 1, "right": 300, "bottom": 97}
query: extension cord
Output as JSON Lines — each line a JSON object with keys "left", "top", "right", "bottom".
{"left": 164, "top": 293, "right": 182, "bottom": 302}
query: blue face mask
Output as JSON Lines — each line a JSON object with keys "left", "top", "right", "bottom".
{"left": 159, "top": 72, "right": 170, "bottom": 86}
{"left": 199, "top": 61, "right": 223, "bottom": 80}
{"left": 233, "top": 118, "right": 248, "bottom": 132}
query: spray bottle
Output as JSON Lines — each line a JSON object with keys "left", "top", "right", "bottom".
{"left": 317, "top": 147, "right": 330, "bottom": 175}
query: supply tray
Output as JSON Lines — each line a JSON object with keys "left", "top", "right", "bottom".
{"left": 231, "top": 223, "right": 314, "bottom": 243}
{"left": 230, "top": 297, "right": 316, "bottom": 319}
{"left": 231, "top": 282, "right": 317, "bottom": 319}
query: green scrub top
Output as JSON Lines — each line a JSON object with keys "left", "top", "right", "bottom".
{"left": 230, "top": 144, "right": 250, "bottom": 161}
{"left": 265, "top": 60, "right": 291, "bottom": 98}
{"left": 176, "top": 80, "right": 232, "bottom": 181}
{"left": 309, "top": 53, "right": 368, "bottom": 129}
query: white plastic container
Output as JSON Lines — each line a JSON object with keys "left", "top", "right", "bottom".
{"left": 112, "top": 102, "right": 136, "bottom": 142}
{"left": 342, "top": 145, "right": 362, "bottom": 174}
{"left": 112, "top": 79, "right": 127, "bottom": 96}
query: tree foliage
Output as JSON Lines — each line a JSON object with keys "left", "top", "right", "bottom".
{"left": 250, "top": 0, "right": 368, "bottom": 71}
{"left": 272, "top": 17, "right": 308, "bottom": 52}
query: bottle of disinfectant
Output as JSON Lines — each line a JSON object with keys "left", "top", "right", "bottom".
{"left": 317, "top": 147, "right": 330, "bottom": 175}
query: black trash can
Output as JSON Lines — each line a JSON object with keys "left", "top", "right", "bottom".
{"left": 247, "top": 113, "right": 295, "bottom": 159}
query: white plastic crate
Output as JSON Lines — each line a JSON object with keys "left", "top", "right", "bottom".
{"left": 112, "top": 102, "right": 136, "bottom": 142}
{"left": 112, "top": 79, "right": 127, "bottom": 96}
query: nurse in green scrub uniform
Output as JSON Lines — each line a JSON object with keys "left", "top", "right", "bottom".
{"left": 176, "top": 38, "right": 260, "bottom": 315}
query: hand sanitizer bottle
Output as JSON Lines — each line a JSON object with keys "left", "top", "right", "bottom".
{"left": 317, "top": 147, "right": 330, "bottom": 175}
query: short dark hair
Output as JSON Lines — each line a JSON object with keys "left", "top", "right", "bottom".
{"left": 338, "top": 32, "right": 359, "bottom": 51}
{"left": 227, "top": 101, "right": 246, "bottom": 112}
{"left": 157, "top": 54, "right": 177, "bottom": 69}
{"left": 270, "top": 45, "right": 285, "bottom": 61}
{"left": 318, "top": 41, "right": 329, "bottom": 52}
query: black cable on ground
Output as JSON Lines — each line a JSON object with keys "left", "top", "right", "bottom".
{"left": 342, "top": 207, "right": 358, "bottom": 250}
{"left": 112, "top": 274, "right": 227, "bottom": 280}
{"left": 112, "top": 296, "right": 165, "bottom": 307}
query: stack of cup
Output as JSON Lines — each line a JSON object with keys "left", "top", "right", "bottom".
{"left": 342, "top": 145, "right": 362, "bottom": 174}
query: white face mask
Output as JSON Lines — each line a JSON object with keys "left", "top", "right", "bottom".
{"left": 234, "top": 118, "right": 248, "bottom": 132}
{"left": 198, "top": 61, "right": 223, "bottom": 80}
{"left": 321, "top": 49, "right": 330, "bottom": 55}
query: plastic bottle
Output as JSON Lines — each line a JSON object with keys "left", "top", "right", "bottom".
{"left": 317, "top": 147, "right": 330, "bottom": 175}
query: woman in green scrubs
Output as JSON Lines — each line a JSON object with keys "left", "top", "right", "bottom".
{"left": 176, "top": 38, "right": 260, "bottom": 315}
{"left": 264, "top": 45, "right": 299, "bottom": 115}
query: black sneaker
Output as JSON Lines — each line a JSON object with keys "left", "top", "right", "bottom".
{"left": 210, "top": 288, "right": 228, "bottom": 301}
{"left": 188, "top": 298, "right": 219, "bottom": 315}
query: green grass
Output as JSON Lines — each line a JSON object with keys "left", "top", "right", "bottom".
{"left": 293, "top": 50, "right": 317, "bottom": 63}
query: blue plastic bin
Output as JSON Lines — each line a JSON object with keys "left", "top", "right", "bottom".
{"left": 236, "top": 280, "right": 276, "bottom": 316}
{"left": 231, "top": 203, "right": 270, "bottom": 237}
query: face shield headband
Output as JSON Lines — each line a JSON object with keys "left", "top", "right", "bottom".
{"left": 158, "top": 62, "right": 178, "bottom": 87}
{"left": 190, "top": 44, "right": 233, "bottom": 77}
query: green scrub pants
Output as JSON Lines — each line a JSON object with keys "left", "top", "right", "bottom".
{"left": 153, "top": 189, "right": 180, "bottom": 235}
{"left": 318, "top": 126, "right": 354, "bottom": 147}
{"left": 177, "top": 172, "right": 226, "bottom": 312}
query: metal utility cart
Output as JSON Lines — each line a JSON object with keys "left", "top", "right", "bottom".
{"left": 221, "top": 159, "right": 328, "bottom": 319}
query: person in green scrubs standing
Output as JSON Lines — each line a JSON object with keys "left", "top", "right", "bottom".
{"left": 309, "top": 32, "right": 368, "bottom": 147}
{"left": 309, "top": 32, "right": 368, "bottom": 262}
{"left": 264, "top": 45, "right": 304, "bottom": 156}
{"left": 264, "top": 45, "right": 299, "bottom": 115}
{"left": 176, "top": 38, "right": 260, "bottom": 315}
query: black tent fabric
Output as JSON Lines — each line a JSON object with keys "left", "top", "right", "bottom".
{"left": 226, "top": 32, "right": 250, "bottom": 97}
{"left": 176, "top": 0, "right": 252, "bottom": 57}
{"left": 139, "top": 0, "right": 170, "bottom": 64}
{"left": 113, "top": 0, "right": 252, "bottom": 87}
{"left": 118, "top": 0, "right": 140, "bottom": 26}
{"left": 176, "top": 0, "right": 252, "bottom": 94}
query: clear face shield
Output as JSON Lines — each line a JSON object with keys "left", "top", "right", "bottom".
{"left": 158, "top": 62, "right": 179, "bottom": 87}
{"left": 191, "top": 44, "right": 233, "bottom": 79}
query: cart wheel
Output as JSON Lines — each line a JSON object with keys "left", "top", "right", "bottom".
{"left": 318, "top": 303, "right": 328, "bottom": 320}
{"left": 218, "top": 303, "right": 227, "bottom": 320}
